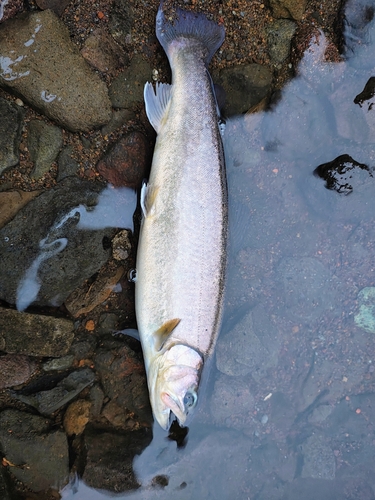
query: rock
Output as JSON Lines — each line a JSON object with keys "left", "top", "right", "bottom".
{"left": 213, "top": 64, "right": 273, "bottom": 116}
{"left": 266, "top": 19, "right": 297, "bottom": 65}
{"left": 83, "top": 428, "right": 151, "bottom": 492}
{"left": 0, "top": 178, "right": 117, "bottom": 308}
{"left": 64, "top": 399, "right": 91, "bottom": 436}
{"left": 0, "top": 354, "right": 36, "bottom": 389}
{"left": 355, "top": 287, "right": 375, "bottom": 333}
{"left": 301, "top": 433, "right": 336, "bottom": 480}
{"left": 97, "top": 131, "right": 151, "bottom": 188}
{"left": 0, "top": 308, "right": 74, "bottom": 356}
{"left": 95, "top": 342, "right": 152, "bottom": 427}
{"left": 64, "top": 260, "right": 125, "bottom": 317}
{"left": 27, "top": 119, "right": 63, "bottom": 180}
{"left": 42, "top": 355, "right": 75, "bottom": 372}
{"left": 35, "top": 0, "right": 70, "bottom": 16}
{"left": 12, "top": 368, "right": 95, "bottom": 415}
{"left": 0, "top": 190, "right": 40, "bottom": 229}
{"left": 112, "top": 230, "right": 132, "bottom": 261}
{"left": 216, "top": 308, "right": 278, "bottom": 381}
{"left": 0, "top": 97, "right": 24, "bottom": 175}
{"left": 56, "top": 145, "right": 80, "bottom": 181}
{"left": 269, "top": 0, "right": 307, "bottom": 20}
{"left": 81, "top": 28, "right": 128, "bottom": 74}
{"left": 0, "top": 10, "right": 111, "bottom": 132}
{"left": 210, "top": 373, "right": 255, "bottom": 431}
{"left": 109, "top": 0, "right": 134, "bottom": 47}
{"left": 0, "top": 467, "right": 11, "bottom": 500}
{"left": 0, "top": 409, "right": 69, "bottom": 492}
{"left": 101, "top": 108, "right": 135, "bottom": 136}
{"left": 109, "top": 55, "right": 153, "bottom": 108}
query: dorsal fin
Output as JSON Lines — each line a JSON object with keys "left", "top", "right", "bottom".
{"left": 154, "top": 318, "right": 181, "bottom": 351}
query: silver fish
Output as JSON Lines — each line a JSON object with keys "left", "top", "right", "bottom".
{"left": 135, "top": 5, "right": 227, "bottom": 430}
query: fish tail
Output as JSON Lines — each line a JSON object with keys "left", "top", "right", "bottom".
{"left": 156, "top": 5, "right": 225, "bottom": 65}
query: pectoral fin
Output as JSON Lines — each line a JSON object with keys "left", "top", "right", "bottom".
{"left": 154, "top": 318, "right": 181, "bottom": 351}
{"left": 140, "top": 181, "right": 159, "bottom": 218}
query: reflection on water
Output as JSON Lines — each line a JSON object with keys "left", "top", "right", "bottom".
{"left": 60, "top": 1, "right": 375, "bottom": 498}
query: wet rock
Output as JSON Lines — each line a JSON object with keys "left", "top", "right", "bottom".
{"left": 314, "top": 154, "right": 373, "bottom": 195}
{"left": 0, "top": 178, "right": 116, "bottom": 308}
{"left": 0, "top": 409, "right": 69, "bottom": 492}
{"left": 35, "top": 0, "right": 70, "bottom": 16}
{"left": 109, "top": 0, "right": 134, "bottom": 47}
{"left": 42, "top": 355, "right": 75, "bottom": 372}
{"left": 83, "top": 428, "right": 151, "bottom": 492}
{"left": 0, "top": 190, "right": 40, "bottom": 229}
{"left": 216, "top": 308, "right": 278, "bottom": 381}
{"left": 97, "top": 131, "right": 151, "bottom": 188}
{"left": 65, "top": 260, "right": 125, "bottom": 317}
{"left": 0, "top": 354, "right": 36, "bottom": 389}
{"left": 81, "top": 28, "right": 128, "bottom": 74}
{"left": 56, "top": 145, "right": 80, "bottom": 181}
{"left": 354, "top": 287, "right": 375, "bottom": 333}
{"left": 210, "top": 373, "right": 255, "bottom": 431}
{"left": 266, "top": 19, "right": 297, "bottom": 65}
{"left": 276, "top": 257, "right": 336, "bottom": 323}
{"left": 101, "top": 108, "right": 135, "bottom": 136}
{"left": 12, "top": 368, "right": 95, "bottom": 415}
{"left": 89, "top": 384, "right": 105, "bottom": 418}
{"left": 0, "top": 467, "right": 11, "bottom": 500}
{"left": 0, "top": 97, "right": 24, "bottom": 175}
{"left": 269, "top": 0, "right": 307, "bottom": 20}
{"left": 95, "top": 341, "right": 152, "bottom": 427}
{"left": 0, "top": 308, "right": 74, "bottom": 356}
{"left": 64, "top": 399, "right": 91, "bottom": 436}
{"left": 0, "top": 10, "right": 111, "bottom": 132}
{"left": 213, "top": 64, "right": 273, "bottom": 116}
{"left": 308, "top": 404, "right": 333, "bottom": 424}
{"left": 109, "top": 55, "right": 153, "bottom": 108}
{"left": 27, "top": 119, "right": 63, "bottom": 180}
{"left": 301, "top": 433, "right": 336, "bottom": 479}
{"left": 112, "top": 229, "right": 132, "bottom": 261}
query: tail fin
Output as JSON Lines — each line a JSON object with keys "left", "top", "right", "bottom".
{"left": 156, "top": 5, "right": 225, "bottom": 65}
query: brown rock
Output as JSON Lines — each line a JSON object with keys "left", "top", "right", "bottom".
{"left": 35, "top": 0, "right": 70, "bottom": 16}
{"left": 81, "top": 28, "right": 128, "bottom": 74}
{"left": 97, "top": 131, "right": 151, "bottom": 188}
{"left": 63, "top": 399, "right": 91, "bottom": 436}
{"left": 0, "top": 354, "right": 36, "bottom": 389}
{"left": 0, "top": 190, "right": 41, "bottom": 229}
{"left": 269, "top": 0, "right": 307, "bottom": 21}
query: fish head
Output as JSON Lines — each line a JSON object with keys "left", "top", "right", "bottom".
{"left": 148, "top": 344, "right": 203, "bottom": 430}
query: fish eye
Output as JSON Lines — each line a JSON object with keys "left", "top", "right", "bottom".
{"left": 183, "top": 391, "right": 197, "bottom": 410}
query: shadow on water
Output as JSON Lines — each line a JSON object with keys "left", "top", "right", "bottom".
{"left": 58, "top": 0, "right": 375, "bottom": 498}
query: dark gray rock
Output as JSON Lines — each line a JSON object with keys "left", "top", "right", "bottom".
{"left": 0, "top": 308, "right": 74, "bottom": 356}
{"left": 0, "top": 10, "right": 111, "bottom": 132}
{"left": 27, "top": 119, "right": 63, "bottom": 180}
{"left": 109, "top": 55, "right": 152, "bottom": 109}
{"left": 0, "top": 178, "right": 116, "bottom": 308}
{"left": 12, "top": 368, "right": 95, "bottom": 415}
{"left": 213, "top": 64, "right": 273, "bottom": 116}
{"left": 109, "top": 0, "right": 134, "bottom": 47}
{"left": 0, "top": 97, "right": 24, "bottom": 175}
{"left": 83, "top": 428, "right": 151, "bottom": 492}
{"left": 266, "top": 19, "right": 297, "bottom": 65}
{"left": 57, "top": 145, "right": 80, "bottom": 181}
{"left": 0, "top": 409, "right": 69, "bottom": 492}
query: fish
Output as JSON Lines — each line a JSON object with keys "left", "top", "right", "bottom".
{"left": 135, "top": 4, "right": 227, "bottom": 430}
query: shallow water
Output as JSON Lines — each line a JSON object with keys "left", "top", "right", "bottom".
{"left": 57, "top": 1, "right": 375, "bottom": 499}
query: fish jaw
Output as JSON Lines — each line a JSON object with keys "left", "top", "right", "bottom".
{"left": 147, "top": 344, "right": 203, "bottom": 430}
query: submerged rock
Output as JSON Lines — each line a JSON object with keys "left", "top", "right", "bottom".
{"left": 0, "top": 10, "right": 111, "bottom": 132}
{"left": 0, "top": 409, "right": 69, "bottom": 492}
{"left": 0, "top": 97, "right": 24, "bottom": 175}
{"left": 301, "top": 433, "right": 336, "bottom": 480}
{"left": 266, "top": 19, "right": 297, "bottom": 65}
{"left": 0, "top": 308, "right": 74, "bottom": 356}
{"left": 355, "top": 287, "right": 375, "bottom": 333}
